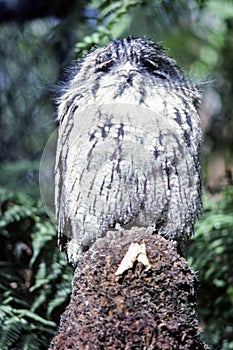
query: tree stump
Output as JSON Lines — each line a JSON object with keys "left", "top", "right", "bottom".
{"left": 49, "top": 228, "right": 209, "bottom": 349}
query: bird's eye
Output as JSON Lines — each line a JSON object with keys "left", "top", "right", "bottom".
{"left": 95, "top": 53, "right": 114, "bottom": 72}
{"left": 141, "top": 57, "right": 168, "bottom": 80}
{"left": 142, "top": 57, "right": 158, "bottom": 71}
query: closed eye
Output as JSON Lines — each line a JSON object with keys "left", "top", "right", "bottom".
{"left": 141, "top": 58, "right": 168, "bottom": 80}
{"left": 95, "top": 55, "right": 115, "bottom": 72}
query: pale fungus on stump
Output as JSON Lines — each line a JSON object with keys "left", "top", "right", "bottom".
{"left": 49, "top": 228, "right": 209, "bottom": 350}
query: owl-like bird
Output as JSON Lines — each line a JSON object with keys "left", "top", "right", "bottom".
{"left": 55, "top": 37, "right": 202, "bottom": 265}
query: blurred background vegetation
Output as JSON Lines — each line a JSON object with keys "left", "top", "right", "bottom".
{"left": 0, "top": 0, "right": 233, "bottom": 349}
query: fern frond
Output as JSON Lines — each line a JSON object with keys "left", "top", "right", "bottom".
{"left": 0, "top": 187, "right": 72, "bottom": 348}
{"left": 30, "top": 220, "right": 57, "bottom": 265}
{"left": 188, "top": 187, "right": 233, "bottom": 348}
{"left": 0, "top": 318, "right": 23, "bottom": 350}
{"left": 18, "top": 334, "right": 41, "bottom": 350}
{"left": 0, "top": 204, "right": 35, "bottom": 229}
{"left": 47, "top": 277, "right": 72, "bottom": 317}
{"left": 14, "top": 309, "right": 56, "bottom": 327}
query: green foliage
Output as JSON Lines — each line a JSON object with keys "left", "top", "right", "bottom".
{"left": 0, "top": 20, "right": 58, "bottom": 163}
{"left": 189, "top": 0, "right": 233, "bottom": 76}
{"left": 0, "top": 160, "right": 40, "bottom": 199}
{"left": 188, "top": 186, "right": 233, "bottom": 349}
{"left": 74, "top": 0, "right": 207, "bottom": 57}
{"left": 0, "top": 188, "right": 73, "bottom": 349}
{"left": 75, "top": 0, "right": 146, "bottom": 56}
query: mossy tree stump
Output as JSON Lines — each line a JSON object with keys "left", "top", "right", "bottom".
{"left": 49, "top": 228, "right": 209, "bottom": 349}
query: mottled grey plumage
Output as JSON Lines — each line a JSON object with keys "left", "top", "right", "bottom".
{"left": 55, "top": 37, "right": 202, "bottom": 265}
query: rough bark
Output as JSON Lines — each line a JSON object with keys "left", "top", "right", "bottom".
{"left": 49, "top": 227, "right": 209, "bottom": 350}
